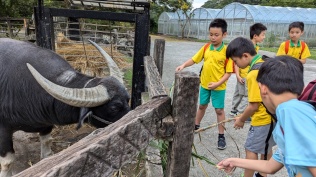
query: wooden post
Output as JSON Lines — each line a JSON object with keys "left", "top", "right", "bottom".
{"left": 7, "top": 19, "right": 13, "bottom": 38}
{"left": 153, "top": 39, "right": 165, "bottom": 77}
{"left": 166, "top": 71, "right": 199, "bottom": 177}
{"left": 147, "top": 35, "right": 151, "bottom": 56}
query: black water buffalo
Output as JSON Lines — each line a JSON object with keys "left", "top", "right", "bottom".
{"left": 0, "top": 38, "right": 130, "bottom": 177}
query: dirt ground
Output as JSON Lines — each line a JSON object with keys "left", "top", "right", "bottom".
{"left": 12, "top": 125, "right": 96, "bottom": 175}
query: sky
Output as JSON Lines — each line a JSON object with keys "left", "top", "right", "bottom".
{"left": 192, "top": 0, "right": 208, "bottom": 9}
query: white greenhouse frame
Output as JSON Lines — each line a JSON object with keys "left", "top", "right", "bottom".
{"left": 158, "top": 2, "right": 316, "bottom": 46}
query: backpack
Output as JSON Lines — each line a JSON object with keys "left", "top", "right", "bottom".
{"left": 199, "top": 43, "right": 235, "bottom": 76}
{"left": 285, "top": 40, "right": 306, "bottom": 59}
{"left": 298, "top": 79, "right": 316, "bottom": 105}
{"left": 249, "top": 58, "right": 316, "bottom": 159}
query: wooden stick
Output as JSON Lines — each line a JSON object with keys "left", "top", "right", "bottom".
{"left": 195, "top": 118, "right": 235, "bottom": 133}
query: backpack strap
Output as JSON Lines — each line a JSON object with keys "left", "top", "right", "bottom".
{"left": 204, "top": 43, "right": 211, "bottom": 54}
{"left": 199, "top": 43, "right": 211, "bottom": 77}
{"left": 300, "top": 41, "right": 306, "bottom": 59}
{"left": 264, "top": 117, "right": 274, "bottom": 160}
{"left": 285, "top": 40, "right": 306, "bottom": 59}
{"left": 248, "top": 62, "right": 263, "bottom": 72}
{"left": 262, "top": 102, "right": 277, "bottom": 160}
{"left": 285, "top": 40, "right": 290, "bottom": 54}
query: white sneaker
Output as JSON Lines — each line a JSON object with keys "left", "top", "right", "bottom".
{"left": 229, "top": 111, "right": 238, "bottom": 116}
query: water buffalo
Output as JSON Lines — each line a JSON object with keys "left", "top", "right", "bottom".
{"left": 0, "top": 38, "right": 130, "bottom": 177}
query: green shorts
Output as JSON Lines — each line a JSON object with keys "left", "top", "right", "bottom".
{"left": 199, "top": 86, "right": 225, "bottom": 108}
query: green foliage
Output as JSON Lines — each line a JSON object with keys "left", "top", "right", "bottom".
{"left": 202, "top": 0, "right": 316, "bottom": 8}
{"left": 150, "top": 2, "right": 165, "bottom": 34}
{"left": 265, "top": 32, "right": 277, "bottom": 48}
{"left": 307, "top": 39, "right": 316, "bottom": 48}
{"left": 149, "top": 140, "right": 169, "bottom": 175}
{"left": 123, "top": 67, "right": 133, "bottom": 91}
{"left": 149, "top": 139, "right": 218, "bottom": 175}
{"left": 0, "top": 0, "right": 37, "bottom": 17}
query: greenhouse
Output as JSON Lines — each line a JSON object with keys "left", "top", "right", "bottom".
{"left": 158, "top": 11, "right": 188, "bottom": 37}
{"left": 158, "top": 2, "right": 316, "bottom": 46}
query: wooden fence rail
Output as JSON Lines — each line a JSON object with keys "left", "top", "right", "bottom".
{"left": 14, "top": 97, "right": 171, "bottom": 177}
{"left": 14, "top": 39, "right": 199, "bottom": 177}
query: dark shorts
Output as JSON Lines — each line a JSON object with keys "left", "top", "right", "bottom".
{"left": 244, "top": 124, "right": 276, "bottom": 154}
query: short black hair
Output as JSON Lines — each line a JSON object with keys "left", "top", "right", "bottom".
{"left": 289, "top": 21, "right": 304, "bottom": 32}
{"left": 226, "top": 37, "right": 256, "bottom": 58}
{"left": 257, "top": 55, "right": 304, "bottom": 95}
{"left": 209, "top": 18, "right": 227, "bottom": 33}
{"left": 250, "top": 23, "right": 267, "bottom": 39}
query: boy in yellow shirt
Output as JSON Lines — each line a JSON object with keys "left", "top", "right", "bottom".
{"left": 276, "top": 21, "right": 311, "bottom": 64}
{"left": 230, "top": 23, "right": 267, "bottom": 120}
{"left": 176, "top": 18, "right": 234, "bottom": 150}
{"left": 226, "top": 37, "right": 275, "bottom": 177}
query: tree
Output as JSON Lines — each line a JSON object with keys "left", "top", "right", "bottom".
{"left": 0, "top": 0, "right": 37, "bottom": 17}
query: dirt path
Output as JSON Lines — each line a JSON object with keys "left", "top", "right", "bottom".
{"left": 151, "top": 35, "right": 316, "bottom": 177}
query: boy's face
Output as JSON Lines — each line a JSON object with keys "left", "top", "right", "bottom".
{"left": 258, "top": 83, "right": 275, "bottom": 114}
{"left": 209, "top": 27, "right": 227, "bottom": 46}
{"left": 253, "top": 30, "right": 266, "bottom": 43}
{"left": 289, "top": 27, "right": 304, "bottom": 42}
{"left": 231, "top": 53, "right": 252, "bottom": 69}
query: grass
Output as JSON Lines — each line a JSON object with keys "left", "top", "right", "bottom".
{"left": 123, "top": 56, "right": 133, "bottom": 92}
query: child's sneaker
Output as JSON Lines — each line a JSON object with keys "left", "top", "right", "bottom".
{"left": 217, "top": 136, "right": 226, "bottom": 150}
{"left": 194, "top": 124, "right": 200, "bottom": 130}
{"left": 229, "top": 110, "right": 238, "bottom": 116}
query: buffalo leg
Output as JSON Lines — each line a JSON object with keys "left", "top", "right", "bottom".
{"left": 0, "top": 126, "right": 14, "bottom": 177}
{"left": 39, "top": 127, "right": 53, "bottom": 159}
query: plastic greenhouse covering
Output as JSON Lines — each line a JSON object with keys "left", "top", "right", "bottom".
{"left": 158, "top": 2, "right": 316, "bottom": 46}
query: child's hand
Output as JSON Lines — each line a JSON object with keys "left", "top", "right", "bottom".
{"left": 208, "top": 82, "right": 219, "bottom": 90}
{"left": 217, "top": 159, "right": 235, "bottom": 174}
{"left": 234, "top": 117, "right": 245, "bottom": 129}
{"left": 175, "top": 65, "right": 185, "bottom": 72}
{"left": 237, "top": 76, "right": 244, "bottom": 84}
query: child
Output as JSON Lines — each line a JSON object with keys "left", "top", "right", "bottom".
{"left": 225, "top": 37, "right": 275, "bottom": 177}
{"left": 217, "top": 56, "right": 316, "bottom": 177}
{"left": 276, "top": 21, "right": 311, "bottom": 64}
{"left": 229, "top": 23, "right": 267, "bottom": 119}
{"left": 175, "top": 18, "right": 233, "bottom": 150}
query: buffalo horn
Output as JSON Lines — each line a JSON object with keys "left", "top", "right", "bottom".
{"left": 26, "top": 63, "right": 110, "bottom": 107}
{"left": 88, "top": 40, "right": 124, "bottom": 84}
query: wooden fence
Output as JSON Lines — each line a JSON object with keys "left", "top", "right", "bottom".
{"left": 14, "top": 39, "right": 199, "bottom": 177}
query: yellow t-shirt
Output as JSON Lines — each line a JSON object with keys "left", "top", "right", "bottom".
{"left": 276, "top": 40, "right": 311, "bottom": 60}
{"left": 192, "top": 43, "right": 234, "bottom": 90}
{"left": 247, "top": 58, "right": 272, "bottom": 126}
{"left": 239, "top": 45, "right": 259, "bottom": 78}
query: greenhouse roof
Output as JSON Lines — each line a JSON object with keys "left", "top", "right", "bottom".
{"left": 192, "top": 8, "right": 221, "bottom": 19}
{"left": 158, "top": 10, "right": 189, "bottom": 21}
{"left": 216, "top": 2, "right": 316, "bottom": 24}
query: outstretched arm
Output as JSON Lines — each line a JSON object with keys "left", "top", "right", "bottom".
{"left": 175, "top": 59, "right": 195, "bottom": 72}
{"left": 308, "top": 167, "right": 316, "bottom": 176}
{"left": 217, "top": 157, "right": 283, "bottom": 175}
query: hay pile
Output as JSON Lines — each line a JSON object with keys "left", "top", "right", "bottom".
{"left": 55, "top": 33, "right": 131, "bottom": 77}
